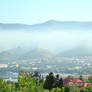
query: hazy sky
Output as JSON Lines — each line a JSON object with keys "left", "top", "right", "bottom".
{"left": 0, "top": 0, "right": 92, "bottom": 24}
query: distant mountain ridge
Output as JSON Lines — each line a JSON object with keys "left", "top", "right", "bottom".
{"left": 1, "top": 20, "right": 92, "bottom": 31}
{"left": 0, "top": 47, "right": 92, "bottom": 63}
{"left": 0, "top": 48, "right": 55, "bottom": 62}
{"left": 19, "top": 48, "right": 55, "bottom": 60}
{"left": 57, "top": 47, "right": 92, "bottom": 57}
{"left": 0, "top": 47, "right": 27, "bottom": 62}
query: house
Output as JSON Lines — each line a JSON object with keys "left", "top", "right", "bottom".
{"left": 73, "top": 75, "right": 90, "bottom": 80}
{"left": 63, "top": 78, "right": 90, "bottom": 88}
{"left": 84, "top": 83, "right": 90, "bottom": 87}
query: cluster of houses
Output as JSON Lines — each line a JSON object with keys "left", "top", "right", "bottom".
{"left": 62, "top": 75, "right": 91, "bottom": 88}
{"left": 63, "top": 78, "right": 90, "bottom": 88}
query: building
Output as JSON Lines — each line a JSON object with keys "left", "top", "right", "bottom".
{"left": 63, "top": 78, "right": 90, "bottom": 88}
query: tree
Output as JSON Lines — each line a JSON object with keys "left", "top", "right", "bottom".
{"left": 80, "top": 87, "right": 88, "bottom": 92}
{"left": 61, "top": 87, "right": 65, "bottom": 92}
{"left": 33, "top": 71, "right": 40, "bottom": 85}
{"left": 44, "top": 72, "right": 55, "bottom": 92}
{"left": 80, "top": 75, "right": 85, "bottom": 82}
{"left": 67, "top": 75, "right": 73, "bottom": 79}
{"left": 0, "top": 78, "right": 9, "bottom": 92}
{"left": 88, "top": 75, "right": 92, "bottom": 84}
{"left": 18, "top": 70, "right": 37, "bottom": 92}
{"left": 65, "top": 84, "right": 80, "bottom": 92}
{"left": 81, "top": 86, "right": 92, "bottom": 92}
{"left": 55, "top": 77, "right": 63, "bottom": 88}
{"left": 51, "top": 87, "right": 61, "bottom": 92}
{"left": 56, "top": 74, "right": 59, "bottom": 80}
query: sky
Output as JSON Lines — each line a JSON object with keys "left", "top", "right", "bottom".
{"left": 0, "top": 0, "right": 92, "bottom": 24}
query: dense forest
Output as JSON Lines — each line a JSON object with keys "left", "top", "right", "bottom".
{"left": 0, "top": 71, "right": 92, "bottom": 92}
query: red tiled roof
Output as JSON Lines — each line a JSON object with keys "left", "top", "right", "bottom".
{"left": 72, "top": 79, "right": 83, "bottom": 83}
{"left": 63, "top": 78, "right": 84, "bottom": 87}
{"left": 84, "top": 83, "right": 91, "bottom": 87}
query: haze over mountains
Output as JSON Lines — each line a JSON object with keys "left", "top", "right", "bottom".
{"left": 0, "top": 20, "right": 92, "bottom": 61}
{"left": 1, "top": 20, "right": 92, "bottom": 31}
{"left": 0, "top": 46, "right": 92, "bottom": 63}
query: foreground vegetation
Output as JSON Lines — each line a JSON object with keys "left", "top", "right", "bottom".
{"left": 0, "top": 71, "right": 92, "bottom": 92}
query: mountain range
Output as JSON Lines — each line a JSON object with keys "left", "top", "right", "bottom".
{"left": 0, "top": 47, "right": 92, "bottom": 63}
{"left": 0, "top": 20, "right": 92, "bottom": 62}
{"left": 0, "top": 48, "right": 55, "bottom": 62}
{"left": 1, "top": 20, "right": 92, "bottom": 31}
